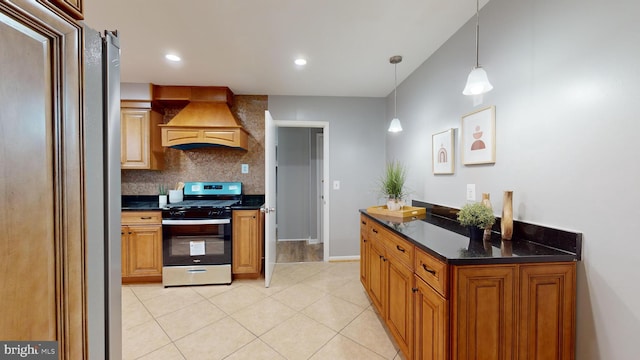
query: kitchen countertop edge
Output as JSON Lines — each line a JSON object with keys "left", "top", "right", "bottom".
{"left": 360, "top": 208, "right": 580, "bottom": 266}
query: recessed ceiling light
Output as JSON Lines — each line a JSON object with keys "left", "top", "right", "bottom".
{"left": 165, "top": 54, "right": 181, "bottom": 62}
{"left": 294, "top": 58, "right": 307, "bottom": 66}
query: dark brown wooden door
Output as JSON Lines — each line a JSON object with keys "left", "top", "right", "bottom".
{"left": 0, "top": 1, "right": 85, "bottom": 358}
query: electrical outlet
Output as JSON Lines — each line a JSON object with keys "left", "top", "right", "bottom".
{"left": 241, "top": 164, "right": 249, "bottom": 174}
{"left": 466, "top": 184, "right": 476, "bottom": 201}
{"left": 333, "top": 180, "right": 340, "bottom": 190}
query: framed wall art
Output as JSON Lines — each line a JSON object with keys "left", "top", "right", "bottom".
{"left": 461, "top": 105, "right": 496, "bottom": 165}
{"left": 432, "top": 128, "right": 455, "bottom": 174}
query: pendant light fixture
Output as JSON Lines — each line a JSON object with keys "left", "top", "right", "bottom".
{"left": 463, "top": 0, "right": 493, "bottom": 96}
{"left": 388, "top": 55, "right": 403, "bottom": 132}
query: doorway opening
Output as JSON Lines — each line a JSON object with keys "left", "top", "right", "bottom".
{"left": 274, "top": 123, "right": 329, "bottom": 263}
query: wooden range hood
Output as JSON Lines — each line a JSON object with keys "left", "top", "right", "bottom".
{"left": 154, "top": 85, "right": 248, "bottom": 150}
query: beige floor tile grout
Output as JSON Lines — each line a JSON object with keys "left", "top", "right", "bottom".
{"left": 123, "top": 261, "right": 399, "bottom": 360}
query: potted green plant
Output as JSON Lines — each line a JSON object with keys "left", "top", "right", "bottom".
{"left": 456, "top": 202, "right": 496, "bottom": 241}
{"left": 158, "top": 184, "right": 168, "bottom": 208}
{"left": 379, "top": 160, "right": 407, "bottom": 211}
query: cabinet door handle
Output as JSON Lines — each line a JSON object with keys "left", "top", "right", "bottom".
{"left": 412, "top": 287, "right": 419, "bottom": 293}
{"left": 361, "top": 220, "right": 366, "bottom": 225}
{"left": 363, "top": 239, "right": 367, "bottom": 243}
{"left": 140, "top": 216, "right": 152, "bottom": 220}
{"left": 422, "top": 263, "right": 436, "bottom": 275}
{"left": 372, "top": 229, "right": 378, "bottom": 234}
{"left": 128, "top": 232, "right": 132, "bottom": 235}
{"left": 396, "top": 245, "right": 406, "bottom": 253}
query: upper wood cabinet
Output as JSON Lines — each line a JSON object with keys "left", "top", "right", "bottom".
{"left": 47, "top": 0, "right": 83, "bottom": 20}
{"left": 1, "top": 0, "right": 85, "bottom": 357}
{"left": 232, "top": 209, "right": 264, "bottom": 278}
{"left": 121, "top": 101, "right": 165, "bottom": 170}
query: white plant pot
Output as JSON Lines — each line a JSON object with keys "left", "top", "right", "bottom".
{"left": 159, "top": 195, "right": 168, "bottom": 208}
{"left": 387, "top": 198, "right": 404, "bottom": 211}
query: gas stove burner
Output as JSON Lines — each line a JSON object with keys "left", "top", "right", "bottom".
{"left": 166, "top": 199, "right": 240, "bottom": 209}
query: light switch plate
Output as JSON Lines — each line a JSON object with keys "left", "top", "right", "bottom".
{"left": 466, "top": 184, "right": 476, "bottom": 201}
{"left": 241, "top": 164, "right": 249, "bottom": 174}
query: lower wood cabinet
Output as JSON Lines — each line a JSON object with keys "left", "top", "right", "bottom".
{"left": 232, "top": 209, "right": 264, "bottom": 278}
{"left": 452, "top": 265, "right": 516, "bottom": 360}
{"left": 121, "top": 211, "right": 163, "bottom": 283}
{"left": 360, "top": 214, "right": 577, "bottom": 360}
{"left": 413, "top": 274, "right": 448, "bottom": 360}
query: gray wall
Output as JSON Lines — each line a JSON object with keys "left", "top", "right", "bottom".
{"left": 277, "top": 127, "right": 313, "bottom": 241}
{"left": 268, "top": 96, "right": 386, "bottom": 258}
{"left": 387, "top": 0, "right": 640, "bottom": 358}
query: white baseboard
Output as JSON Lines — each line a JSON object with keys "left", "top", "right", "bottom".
{"left": 328, "top": 255, "right": 360, "bottom": 262}
{"left": 277, "top": 238, "right": 320, "bottom": 244}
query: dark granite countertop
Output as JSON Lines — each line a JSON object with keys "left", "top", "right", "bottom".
{"left": 121, "top": 194, "right": 265, "bottom": 211}
{"left": 232, "top": 194, "right": 265, "bottom": 210}
{"left": 361, "top": 201, "right": 581, "bottom": 265}
{"left": 122, "top": 195, "right": 164, "bottom": 211}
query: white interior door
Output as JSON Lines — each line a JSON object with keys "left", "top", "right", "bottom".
{"left": 316, "top": 133, "right": 324, "bottom": 244}
{"left": 264, "top": 111, "right": 277, "bottom": 287}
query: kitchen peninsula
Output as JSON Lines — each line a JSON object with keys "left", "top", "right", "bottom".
{"left": 360, "top": 201, "right": 581, "bottom": 360}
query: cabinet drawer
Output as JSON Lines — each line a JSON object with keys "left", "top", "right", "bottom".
{"left": 415, "top": 248, "right": 448, "bottom": 297}
{"left": 121, "top": 211, "right": 162, "bottom": 225}
{"left": 383, "top": 233, "right": 414, "bottom": 270}
{"left": 360, "top": 215, "right": 370, "bottom": 233}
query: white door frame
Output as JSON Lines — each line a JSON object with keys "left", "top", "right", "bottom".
{"left": 275, "top": 120, "right": 330, "bottom": 262}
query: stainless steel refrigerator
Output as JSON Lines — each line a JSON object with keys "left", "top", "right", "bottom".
{"left": 83, "top": 25, "right": 122, "bottom": 360}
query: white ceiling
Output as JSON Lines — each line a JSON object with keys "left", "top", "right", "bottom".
{"left": 83, "top": 0, "right": 489, "bottom": 97}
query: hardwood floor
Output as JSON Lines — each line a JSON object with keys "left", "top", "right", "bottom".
{"left": 276, "top": 240, "right": 323, "bottom": 263}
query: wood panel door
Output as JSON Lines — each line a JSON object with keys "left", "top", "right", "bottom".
{"left": 414, "top": 275, "right": 448, "bottom": 360}
{"left": 367, "top": 239, "right": 386, "bottom": 314}
{"left": 359, "top": 216, "right": 370, "bottom": 288}
{"left": 0, "top": 0, "right": 85, "bottom": 358}
{"left": 126, "top": 226, "right": 163, "bottom": 277}
{"left": 232, "top": 209, "right": 262, "bottom": 276}
{"left": 121, "top": 108, "right": 151, "bottom": 168}
{"left": 385, "top": 257, "right": 414, "bottom": 358}
{"left": 518, "top": 263, "right": 576, "bottom": 360}
{"left": 453, "top": 265, "right": 516, "bottom": 360}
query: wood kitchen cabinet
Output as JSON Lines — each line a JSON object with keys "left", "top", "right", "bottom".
{"left": 360, "top": 216, "right": 370, "bottom": 287}
{"left": 121, "top": 211, "right": 163, "bottom": 283}
{"left": 413, "top": 274, "right": 448, "bottom": 360}
{"left": 363, "top": 216, "right": 415, "bottom": 358}
{"left": 359, "top": 213, "right": 577, "bottom": 360}
{"left": 121, "top": 100, "right": 165, "bottom": 170}
{"left": 232, "top": 209, "right": 264, "bottom": 278}
{"left": 452, "top": 265, "right": 516, "bottom": 360}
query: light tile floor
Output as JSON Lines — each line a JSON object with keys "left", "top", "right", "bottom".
{"left": 122, "top": 261, "right": 406, "bottom": 360}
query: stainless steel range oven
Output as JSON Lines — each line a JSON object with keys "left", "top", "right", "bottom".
{"left": 162, "top": 182, "right": 241, "bottom": 287}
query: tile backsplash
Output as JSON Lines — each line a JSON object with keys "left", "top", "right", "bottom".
{"left": 121, "top": 95, "right": 267, "bottom": 195}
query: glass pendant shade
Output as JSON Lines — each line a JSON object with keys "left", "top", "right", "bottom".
{"left": 462, "top": 66, "right": 493, "bottom": 95}
{"left": 388, "top": 118, "right": 402, "bottom": 132}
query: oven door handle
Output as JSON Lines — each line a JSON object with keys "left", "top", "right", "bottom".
{"left": 162, "top": 219, "right": 231, "bottom": 225}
